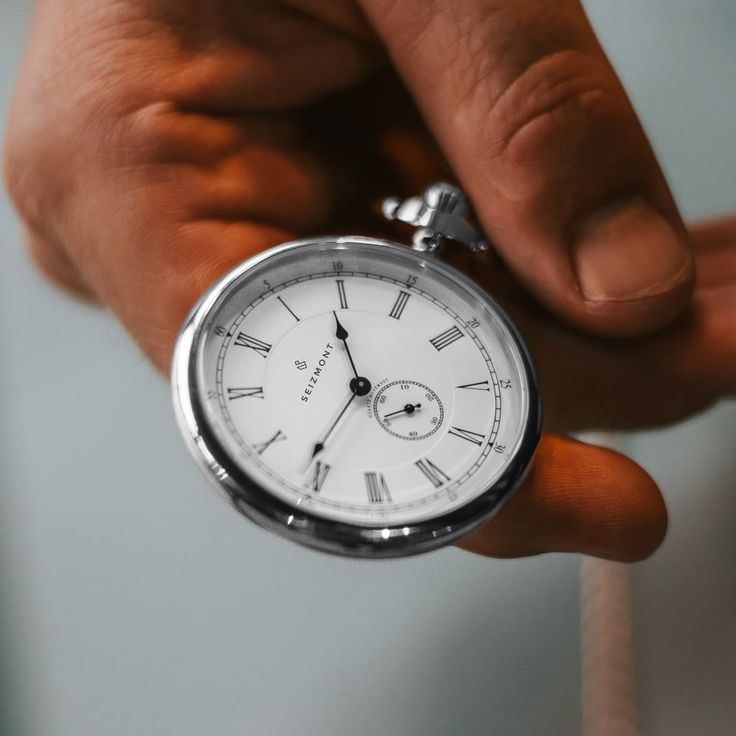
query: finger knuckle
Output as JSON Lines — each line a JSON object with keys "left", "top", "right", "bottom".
{"left": 3, "top": 87, "right": 81, "bottom": 238}
{"left": 3, "top": 114, "right": 38, "bottom": 226}
{"left": 22, "top": 228, "right": 95, "bottom": 299}
{"left": 495, "top": 50, "right": 620, "bottom": 150}
{"left": 463, "top": 49, "right": 629, "bottom": 198}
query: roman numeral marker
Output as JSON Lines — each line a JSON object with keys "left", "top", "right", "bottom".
{"left": 364, "top": 472, "right": 392, "bottom": 504}
{"left": 234, "top": 332, "right": 272, "bottom": 358}
{"left": 415, "top": 458, "right": 451, "bottom": 488}
{"left": 276, "top": 295, "right": 300, "bottom": 321}
{"left": 336, "top": 280, "right": 348, "bottom": 309}
{"left": 448, "top": 426, "right": 485, "bottom": 446}
{"left": 388, "top": 290, "right": 411, "bottom": 320}
{"left": 227, "top": 386, "right": 264, "bottom": 400}
{"left": 310, "top": 461, "right": 331, "bottom": 493}
{"left": 429, "top": 325, "right": 464, "bottom": 351}
{"left": 253, "top": 429, "right": 286, "bottom": 455}
{"left": 456, "top": 380, "right": 490, "bottom": 392}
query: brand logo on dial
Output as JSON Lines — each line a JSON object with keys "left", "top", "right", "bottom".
{"left": 300, "top": 342, "right": 335, "bottom": 403}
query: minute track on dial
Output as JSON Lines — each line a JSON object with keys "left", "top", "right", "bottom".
{"left": 309, "top": 390, "right": 356, "bottom": 461}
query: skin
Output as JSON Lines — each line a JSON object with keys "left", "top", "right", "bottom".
{"left": 4, "top": 0, "right": 735, "bottom": 562}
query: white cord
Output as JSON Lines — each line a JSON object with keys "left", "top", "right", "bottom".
{"left": 579, "top": 435, "right": 640, "bottom": 736}
{"left": 580, "top": 558, "right": 640, "bottom": 736}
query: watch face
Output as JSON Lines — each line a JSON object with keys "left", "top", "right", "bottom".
{"left": 173, "top": 237, "right": 539, "bottom": 555}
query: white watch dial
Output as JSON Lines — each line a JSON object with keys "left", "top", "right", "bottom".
{"left": 190, "top": 238, "right": 533, "bottom": 527}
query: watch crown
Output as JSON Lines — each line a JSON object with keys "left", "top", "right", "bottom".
{"left": 381, "top": 182, "right": 489, "bottom": 255}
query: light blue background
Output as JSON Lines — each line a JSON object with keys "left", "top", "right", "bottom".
{"left": 1, "top": 2, "right": 734, "bottom": 734}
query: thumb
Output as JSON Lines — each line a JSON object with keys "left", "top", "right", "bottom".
{"left": 360, "top": 0, "right": 694, "bottom": 336}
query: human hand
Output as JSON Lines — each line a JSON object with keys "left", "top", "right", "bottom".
{"left": 5, "top": 0, "right": 695, "bottom": 351}
{"left": 3, "top": 0, "right": 719, "bottom": 562}
{"left": 457, "top": 216, "right": 736, "bottom": 559}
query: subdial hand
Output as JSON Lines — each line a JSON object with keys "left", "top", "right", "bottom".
{"left": 382, "top": 403, "right": 422, "bottom": 421}
{"left": 310, "top": 389, "right": 358, "bottom": 460}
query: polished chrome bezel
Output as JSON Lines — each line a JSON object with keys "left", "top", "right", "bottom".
{"left": 171, "top": 236, "right": 541, "bottom": 558}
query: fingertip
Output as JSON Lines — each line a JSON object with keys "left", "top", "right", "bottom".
{"left": 539, "top": 436, "right": 668, "bottom": 562}
{"left": 457, "top": 435, "right": 668, "bottom": 562}
{"left": 572, "top": 446, "right": 668, "bottom": 562}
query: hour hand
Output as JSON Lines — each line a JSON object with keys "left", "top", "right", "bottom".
{"left": 333, "top": 311, "right": 359, "bottom": 380}
{"left": 334, "top": 312, "right": 349, "bottom": 342}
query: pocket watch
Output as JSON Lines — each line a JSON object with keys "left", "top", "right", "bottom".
{"left": 171, "top": 183, "right": 541, "bottom": 558}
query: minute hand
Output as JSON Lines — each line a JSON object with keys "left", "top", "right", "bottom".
{"left": 310, "top": 390, "right": 357, "bottom": 460}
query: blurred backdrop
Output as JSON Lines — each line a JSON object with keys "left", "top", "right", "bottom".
{"left": 1, "top": 1, "right": 734, "bottom": 734}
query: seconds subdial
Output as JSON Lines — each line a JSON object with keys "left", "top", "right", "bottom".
{"left": 373, "top": 380, "right": 444, "bottom": 441}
